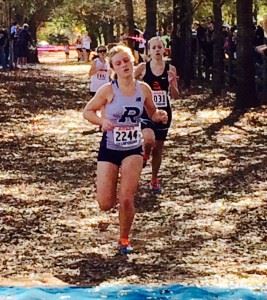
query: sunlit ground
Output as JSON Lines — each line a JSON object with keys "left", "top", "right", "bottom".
{"left": 0, "top": 51, "right": 266, "bottom": 289}
{"left": 38, "top": 49, "right": 77, "bottom": 64}
{"left": 38, "top": 50, "right": 90, "bottom": 75}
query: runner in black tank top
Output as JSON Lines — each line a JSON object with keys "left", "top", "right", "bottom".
{"left": 141, "top": 61, "right": 172, "bottom": 130}
{"left": 134, "top": 36, "right": 179, "bottom": 193}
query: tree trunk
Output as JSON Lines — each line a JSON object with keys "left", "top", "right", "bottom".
{"left": 172, "top": 0, "right": 192, "bottom": 89}
{"left": 212, "top": 0, "right": 224, "bottom": 94}
{"left": 235, "top": 0, "right": 259, "bottom": 108}
{"left": 124, "top": 0, "right": 135, "bottom": 49}
{"left": 102, "top": 20, "right": 115, "bottom": 44}
{"left": 145, "top": 0, "right": 157, "bottom": 40}
{"left": 84, "top": 20, "right": 98, "bottom": 49}
{"left": 172, "top": 0, "right": 182, "bottom": 76}
{"left": 181, "top": 0, "right": 193, "bottom": 89}
{"left": 28, "top": 18, "right": 39, "bottom": 63}
{"left": 115, "top": 23, "right": 121, "bottom": 41}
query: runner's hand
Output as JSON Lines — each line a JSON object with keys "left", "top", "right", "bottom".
{"left": 101, "top": 118, "right": 114, "bottom": 131}
{"left": 155, "top": 110, "right": 168, "bottom": 124}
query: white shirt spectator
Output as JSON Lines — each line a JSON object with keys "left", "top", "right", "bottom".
{"left": 82, "top": 34, "right": 92, "bottom": 50}
{"left": 10, "top": 25, "right": 17, "bottom": 35}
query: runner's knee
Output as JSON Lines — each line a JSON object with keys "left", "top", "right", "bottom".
{"left": 97, "top": 196, "right": 115, "bottom": 211}
{"left": 143, "top": 131, "right": 155, "bottom": 147}
{"left": 145, "top": 136, "right": 155, "bottom": 147}
{"left": 119, "top": 197, "right": 135, "bottom": 211}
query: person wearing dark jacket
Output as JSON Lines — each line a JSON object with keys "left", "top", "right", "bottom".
{"left": 0, "top": 27, "right": 8, "bottom": 71}
{"left": 17, "top": 23, "right": 32, "bottom": 68}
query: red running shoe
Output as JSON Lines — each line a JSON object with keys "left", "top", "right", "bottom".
{"left": 118, "top": 238, "right": 134, "bottom": 255}
{"left": 150, "top": 178, "right": 161, "bottom": 193}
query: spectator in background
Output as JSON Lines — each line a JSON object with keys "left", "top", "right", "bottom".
{"left": 82, "top": 32, "right": 92, "bottom": 62}
{"left": 64, "top": 41, "right": 70, "bottom": 61}
{"left": 88, "top": 45, "right": 111, "bottom": 97}
{"left": 75, "top": 35, "right": 83, "bottom": 62}
{"left": 224, "top": 26, "right": 237, "bottom": 58}
{"left": 4, "top": 28, "right": 9, "bottom": 68}
{"left": 161, "top": 32, "right": 171, "bottom": 57}
{"left": 133, "top": 24, "right": 143, "bottom": 64}
{"left": 156, "top": 28, "right": 164, "bottom": 37}
{"left": 196, "top": 19, "right": 207, "bottom": 49}
{"left": 0, "top": 26, "right": 8, "bottom": 71}
{"left": 13, "top": 24, "right": 21, "bottom": 69}
{"left": 10, "top": 22, "right": 17, "bottom": 38}
{"left": 254, "top": 24, "right": 264, "bottom": 46}
{"left": 9, "top": 22, "right": 18, "bottom": 69}
{"left": 17, "top": 23, "right": 32, "bottom": 68}
{"left": 255, "top": 14, "right": 267, "bottom": 100}
{"left": 204, "top": 20, "right": 214, "bottom": 79}
{"left": 223, "top": 26, "right": 237, "bottom": 86}
{"left": 256, "top": 16, "right": 267, "bottom": 54}
{"left": 138, "top": 32, "right": 146, "bottom": 61}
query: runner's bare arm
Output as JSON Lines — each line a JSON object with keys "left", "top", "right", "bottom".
{"left": 142, "top": 82, "right": 168, "bottom": 124}
{"left": 255, "top": 44, "right": 267, "bottom": 55}
{"left": 88, "top": 59, "right": 97, "bottom": 77}
{"left": 83, "top": 83, "right": 113, "bottom": 128}
{"left": 134, "top": 62, "right": 146, "bottom": 80}
{"left": 168, "top": 64, "right": 180, "bottom": 99}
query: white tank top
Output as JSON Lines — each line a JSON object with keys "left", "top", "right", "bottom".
{"left": 90, "top": 58, "right": 110, "bottom": 92}
{"left": 102, "top": 80, "right": 145, "bottom": 150}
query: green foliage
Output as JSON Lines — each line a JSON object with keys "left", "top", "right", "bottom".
{"left": 12, "top": 0, "right": 64, "bottom": 23}
{"left": 10, "top": 0, "right": 267, "bottom": 43}
{"left": 193, "top": 0, "right": 267, "bottom": 25}
{"left": 47, "top": 33, "right": 69, "bottom": 44}
{"left": 193, "top": 0, "right": 213, "bottom": 21}
{"left": 258, "top": 0, "right": 267, "bottom": 17}
{"left": 59, "top": 0, "right": 127, "bottom": 25}
{"left": 46, "top": 0, "right": 128, "bottom": 43}
{"left": 38, "top": 12, "right": 85, "bottom": 43}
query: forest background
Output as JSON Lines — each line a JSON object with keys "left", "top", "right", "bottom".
{"left": 0, "top": 0, "right": 267, "bottom": 288}
{"left": 2, "top": 0, "right": 267, "bottom": 107}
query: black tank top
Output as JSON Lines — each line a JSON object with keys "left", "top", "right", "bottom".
{"left": 141, "top": 61, "right": 172, "bottom": 127}
{"left": 143, "top": 61, "right": 170, "bottom": 92}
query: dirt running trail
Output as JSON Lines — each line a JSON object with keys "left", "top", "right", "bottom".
{"left": 0, "top": 63, "right": 266, "bottom": 289}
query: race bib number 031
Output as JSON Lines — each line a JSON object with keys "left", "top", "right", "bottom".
{"left": 153, "top": 90, "right": 168, "bottom": 107}
{"left": 113, "top": 125, "right": 141, "bottom": 147}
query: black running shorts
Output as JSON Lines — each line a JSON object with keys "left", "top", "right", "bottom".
{"left": 141, "top": 119, "right": 169, "bottom": 141}
{"left": 98, "top": 143, "right": 143, "bottom": 166}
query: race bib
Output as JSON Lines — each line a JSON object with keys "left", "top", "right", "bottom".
{"left": 152, "top": 90, "right": 168, "bottom": 107}
{"left": 113, "top": 125, "right": 141, "bottom": 147}
{"left": 97, "top": 71, "right": 107, "bottom": 80}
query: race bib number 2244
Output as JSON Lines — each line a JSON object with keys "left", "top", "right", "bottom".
{"left": 113, "top": 125, "right": 141, "bottom": 147}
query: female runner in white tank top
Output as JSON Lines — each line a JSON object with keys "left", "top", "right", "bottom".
{"left": 83, "top": 45, "right": 168, "bottom": 254}
{"left": 88, "top": 45, "right": 111, "bottom": 96}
